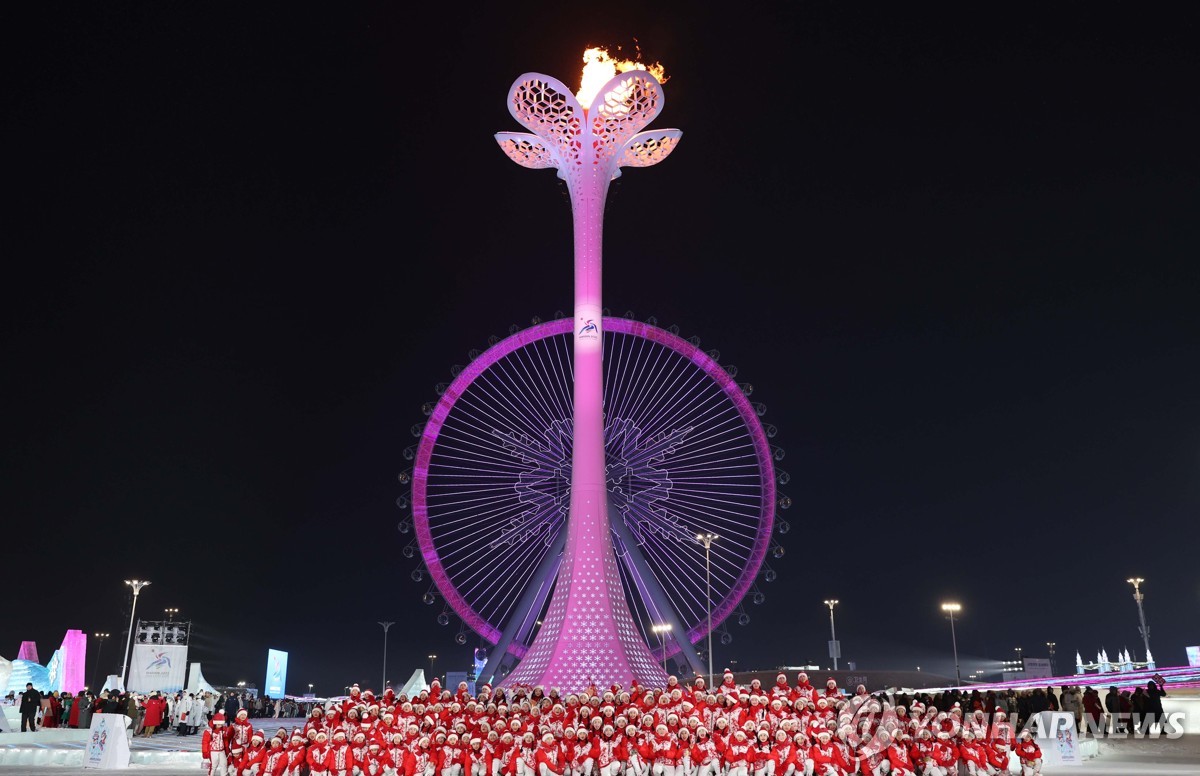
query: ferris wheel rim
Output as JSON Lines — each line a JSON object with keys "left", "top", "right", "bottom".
{"left": 411, "top": 316, "right": 776, "bottom": 647}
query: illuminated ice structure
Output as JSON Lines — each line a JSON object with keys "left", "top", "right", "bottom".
{"left": 1076, "top": 647, "right": 1155, "bottom": 674}
{"left": 1, "top": 630, "right": 87, "bottom": 694}
{"left": 489, "top": 65, "right": 682, "bottom": 690}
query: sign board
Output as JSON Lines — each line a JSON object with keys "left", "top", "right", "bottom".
{"left": 1186, "top": 646, "right": 1200, "bottom": 668}
{"left": 265, "top": 649, "right": 288, "bottom": 698}
{"left": 127, "top": 644, "right": 187, "bottom": 693}
{"left": 1023, "top": 658, "right": 1053, "bottom": 680}
{"left": 828, "top": 640, "right": 841, "bottom": 659}
{"left": 85, "top": 713, "right": 132, "bottom": 769}
{"left": 1032, "top": 711, "right": 1080, "bottom": 767}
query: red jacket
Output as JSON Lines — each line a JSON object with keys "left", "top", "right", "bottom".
{"left": 1014, "top": 740, "right": 1042, "bottom": 763}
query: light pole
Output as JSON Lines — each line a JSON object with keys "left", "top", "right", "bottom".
{"left": 428, "top": 654, "right": 437, "bottom": 685}
{"left": 696, "top": 532, "right": 718, "bottom": 689}
{"left": 1046, "top": 642, "right": 1057, "bottom": 675}
{"left": 164, "top": 607, "right": 179, "bottom": 622}
{"left": 941, "top": 602, "right": 962, "bottom": 685}
{"left": 378, "top": 621, "right": 395, "bottom": 692}
{"left": 651, "top": 624, "right": 672, "bottom": 673}
{"left": 308, "top": 683, "right": 314, "bottom": 695}
{"left": 1127, "top": 578, "right": 1152, "bottom": 661}
{"left": 823, "top": 600, "right": 840, "bottom": 670}
{"left": 121, "top": 579, "right": 151, "bottom": 690}
{"left": 93, "top": 633, "right": 110, "bottom": 688}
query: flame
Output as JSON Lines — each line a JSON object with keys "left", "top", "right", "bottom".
{"left": 576, "top": 47, "right": 667, "bottom": 109}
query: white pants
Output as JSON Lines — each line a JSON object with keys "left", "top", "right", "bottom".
{"left": 729, "top": 765, "right": 749, "bottom": 776}
{"left": 1020, "top": 760, "right": 1040, "bottom": 776}
{"left": 652, "top": 764, "right": 676, "bottom": 776}
{"left": 444, "top": 766, "right": 464, "bottom": 776}
{"left": 813, "top": 767, "right": 839, "bottom": 776}
{"left": 599, "top": 763, "right": 623, "bottom": 776}
{"left": 540, "top": 766, "right": 563, "bottom": 776}
{"left": 517, "top": 762, "right": 537, "bottom": 776}
{"left": 695, "top": 763, "right": 719, "bottom": 776}
{"left": 472, "top": 763, "right": 489, "bottom": 776}
{"left": 753, "top": 762, "right": 775, "bottom": 776}
{"left": 869, "top": 762, "right": 890, "bottom": 776}
{"left": 627, "top": 756, "right": 649, "bottom": 776}
{"left": 209, "top": 753, "right": 228, "bottom": 776}
{"left": 572, "top": 759, "right": 595, "bottom": 776}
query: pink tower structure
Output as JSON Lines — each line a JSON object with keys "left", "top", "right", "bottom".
{"left": 492, "top": 63, "right": 682, "bottom": 691}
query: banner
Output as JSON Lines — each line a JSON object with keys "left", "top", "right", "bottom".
{"left": 1187, "top": 646, "right": 1200, "bottom": 668}
{"left": 85, "top": 713, "right": 132, "bottom": 769}
{"left": 1023, "top": 658, "right": 1053, "bottom": 680}
{"left": 265, "top": 649, "right": 288, "bottom": 699}
{"left": 127, "top": 644, "right": 187, "bottom": 693}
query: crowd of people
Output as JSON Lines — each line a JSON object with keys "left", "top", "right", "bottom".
{"left": 200, "top": 671, "right": 1079, "bottom": 776}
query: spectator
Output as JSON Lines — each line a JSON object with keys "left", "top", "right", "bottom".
{"left": 19, "top": 683, "right": 41, "bottom": 732}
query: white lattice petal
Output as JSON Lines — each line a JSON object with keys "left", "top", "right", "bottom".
{"left": 591, "top": 72, "right": 665, "bottom": 152}
{"left": 506, "top": 73, "right": 584, "bottom": 160}
{"left": 495, "top": 132, "right": 559, "bottom": 170}
{"left": 619, "top": 129, "right": 683, "bottom": 169}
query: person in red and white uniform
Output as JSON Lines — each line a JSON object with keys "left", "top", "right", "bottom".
{"left": 328, "top": 729, "right": 357, "bottom": 776}
{"left": 750, "top": 728, "right": 775, "bottom": 776}
{"left": 723, "top": 729, "right": 752, "bottom": 776}
{"left": 515, "top": 732, "right": 540, "bottom": 776}
{"left": 465, "top": 738, "right": 491, "bottom": 776}
{"left": 363, "top": 740, "right": 392, "bottom": 776}
{"left": 240, "top": 730, "right": 269, "bottom": 776}
{"left": 404, "top": 737, "right": 436, "bottom": 776}
{"left": 284, "top": 729, "right": 308, "bottom": 776}
{"left": 536, "top": 733, "right": 566, "bottom": 776}
{"left": 441, "top": 733, "right": 466, "bottom": 776}
{"left": 1012, "top": 732, "right": 1041, "bottom": 776}
{"left": 567, "top": 727, "right": 597, "bottom": 776}
{"left": 808, "top": 730, "right": 845, "bottom": 776}
{"left": 885, "top": 732, "right": 915, "bottom": 776}
{"left": 202, "top": 713, "right": 233, "bottom": 776}
{"left": 264, "top": 734, "right": 289, "bottom": 776}
{"left": 718, "top": 671, "right": 740, "bottom": 700}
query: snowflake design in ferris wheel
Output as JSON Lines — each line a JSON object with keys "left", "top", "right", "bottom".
{"left": 606, "top": 418, "right": 693, "bottom": 546}
{"left": 491, "top": 417, "right": 693, "bottom": 549}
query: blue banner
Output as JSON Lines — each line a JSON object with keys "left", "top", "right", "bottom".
{"left": 265, "top": 649, "right": 288, "bottom": 698}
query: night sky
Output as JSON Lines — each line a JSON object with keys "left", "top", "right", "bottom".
{"left": 4, "top": 2, "right": 1198, "bottom": 695}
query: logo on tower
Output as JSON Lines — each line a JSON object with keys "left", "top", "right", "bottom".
{"left": 578, "top": 318, "right": 599, "bottom": 341}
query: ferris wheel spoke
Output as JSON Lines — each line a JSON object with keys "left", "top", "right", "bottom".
{"left": 608, "top": 501, "right": 706, "bottom": 671}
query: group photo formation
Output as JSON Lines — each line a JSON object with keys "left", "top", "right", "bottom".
{"left": 198, "top": 675, "right": 1053, "bottom": 776}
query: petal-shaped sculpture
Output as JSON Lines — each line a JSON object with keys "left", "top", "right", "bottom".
{"left": 495, "top": 131, "right": 559, "bottom": 171}
{"left": 619, "top": 129, "right": 683, "bottom": 170}
{"left": 506, "top": 73, "right": 584, "bottom": 161}
{"left": 591, "top": 71, "right": 665, "bottom": 154}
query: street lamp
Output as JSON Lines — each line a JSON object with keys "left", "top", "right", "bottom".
{"left": 1127, "top": 578, "right": 1152, "bottom": 662}
{"left": 308, "top": 683, "right": 314, "bottom": 695}
{"left": 651, "top": 624, "right": 673, "bottom": 673}
{"left": 941, "top": 602, "right": 962, "bottom": 686}
{"left": 695, "top": 533, "right": 718, "bottom": 689}
{"left": 378, "top": 621, "right": 395, "bottom": 692}
{"left": 164, "top": 607, "right": 179, "bottom": 622}
{"left": 121, "top": 579, "right": 151, "bottom": 690}
{"left": 428, "top": 654, "right": 437, "bottom": 684}
{"left": 93, "top": 633, "right": 110, "bottom": 688}
{"left": 823, "top": 600, "right": 840, "bottom": 670}
{"left": 1046, "top": 642, "right": 1057, "bottom": 675}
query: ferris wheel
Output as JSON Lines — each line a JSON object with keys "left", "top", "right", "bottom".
{"left": 396, "top": 313, "right": 792, "bottom": 677}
